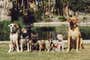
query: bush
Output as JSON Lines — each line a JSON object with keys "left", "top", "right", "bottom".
{"left": 55, "top": 26, "right": 90, "bottom": 40}
{"left": 0, "top": 20, "right": 90, "bottom": 41}
{"left": 0, "top": 21, "right": 10, "bottom": 41}
{"left": 55, "top": 25, "right": 68, "bottom": 40}
{"left": 31, "top": 27, "right": 55, "bottom": 40}
{"left": 32, "top": 25, "right": 90, "bottom": 40}
{"left": 80, "top": 26, "right": 90, "bottom": 39}
{"left": 58, "top": 16, "right": 66, "bottom": 22}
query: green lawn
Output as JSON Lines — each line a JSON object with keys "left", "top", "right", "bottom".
{"left": 0, "top": 43, "right": 90, "bottom": 60}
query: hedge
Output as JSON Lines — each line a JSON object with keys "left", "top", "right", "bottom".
{"left": 0, "top": 20, "right": 90, "bottom": 41}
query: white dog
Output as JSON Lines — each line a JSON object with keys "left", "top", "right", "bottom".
{"left": 56, "top": 34, "right": 64, "bottom": 51}
{"left": 8, "top": 23, "right": 20, "bottom": 53}
{"left": 51, "top": 34, "right": 64, "bottom": 52}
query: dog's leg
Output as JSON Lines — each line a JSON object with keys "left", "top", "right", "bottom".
{"left": 39, "top": 44, "right": 41, "bottom": 52}
{"left": 61, "top": 42, "right": 64, "bottom": 52}
{"left": 38, "top": 41, "right": 41, "bottom": 52}
{"left": 46, "top": 45, "right": 50, "bottom": 52}
{"left": 80, "top": 38, "right": 84, "bottom": 49}
{"left": 29, "top": 40, "right": 32, "bottom": 51}
{"left": 20, "top": 39, "right": 24, "bottom": 52}
{"left": 27, "top": 43, "right": 30, "bottom": 52}
{"left": 67, "top": 35, "right": 70, "bottom": 52}
{"left": 8, "top": 40, "right": 14, "bottom": 53}
{"left": 76, "top": 37, "right": 79, "bottom": 52}
{"left": 51, "top": 43, "right": 55, "bottom": 52}
{"left": 8, "top": 43, "right": 14, "bottom": 53}
{"left": 16, "top": 40, "right": 19, "bottom": 52}
{"left": 27, "top": 40, "right": 30, "bottom": 52}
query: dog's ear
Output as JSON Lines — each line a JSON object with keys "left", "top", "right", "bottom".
{"left": 71, "top": 16, "right": 79, "bottom": 23}
{"left": 8, "top": 25, "right": 10, "bottom": 27}
{"left": 67, "top": 16, "right": 79, "bottom": 23}
{"left": 14, "top": 23, "right": 19, "bottom": 28}
{"left": 8, "top": 24, "right": 11, "bottom": 27}
{"left": 75, "top": 17, "right": 79, "bottom": 23}
{"left": 67, "top": 17, "right": 71, "bottom": 23}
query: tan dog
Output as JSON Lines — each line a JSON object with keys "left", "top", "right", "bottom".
{"left": 38, "top": 40, "right": 51, "bottom": 52}
{"left": 67, "top": 16, "right": 83, "bottom": 52}
{"left": 38, "top": 40, "right": 46, "bottom": 51}
{"left": 8, "top": 23, "right": 20, "bottom": 53}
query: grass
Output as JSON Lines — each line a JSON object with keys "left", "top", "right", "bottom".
{"left": 0, "top": 43, "right": 90, "bottom": 60}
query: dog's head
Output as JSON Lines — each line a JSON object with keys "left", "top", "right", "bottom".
{"left": 57, "top": 34, "right": 63, "bottom": 41}
{"left": 8, "top": 23, "right": 19, "bottom": 33}
{"left": 21, "top": 28, "right": 27, "bottom": 33}
{"left": 67, "top": 16, "right": 78, "bottom": 29}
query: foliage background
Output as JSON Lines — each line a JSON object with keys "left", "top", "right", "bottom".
{"left": 0, "top": 21, "right": 90, "bottom": 41}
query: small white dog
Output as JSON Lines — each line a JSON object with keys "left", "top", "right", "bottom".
{"left": 56, "top": 34, "right": 64, "bottom": 51}
{"left": 52, "top": 34, "right": 64, "bottom": 52}
{"left": 8, "top": 23, "right": 20, "bottom": 53}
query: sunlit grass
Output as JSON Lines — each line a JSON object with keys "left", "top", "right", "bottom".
{"left": 0, "top": 43, "right": 90, "bottom": 60}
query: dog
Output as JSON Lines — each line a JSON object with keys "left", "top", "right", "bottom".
{"left": 8, "top": 22, "right": 20, "bottom": 52}
{"left": 45, "top": 39, "right": 52, "bottom": 52}
{"left": 30, "top": 32, "right": 39, "bottom": 51}
{"left": 38, "top": 39, "right": 53, "bottom": 52}
{"left": 38, "top": 40, "right": 46, "bottom": 51}
{"left": 55, "top": 33, "right": 64, "bottom": 51}
{"left": 38, "top": 34, "right": 64, "bottom": 52}
{"left": 67, "top": 16, "right": 83, "bottom": 52}
{"left": 20, "top": 28, "right": 31, "bottom": 52}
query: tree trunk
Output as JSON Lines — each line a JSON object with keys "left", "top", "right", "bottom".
{"left": 55, "top": 0, "right": 63, "bottom": 16}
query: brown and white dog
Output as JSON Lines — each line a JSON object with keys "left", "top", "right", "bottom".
{"left": 8, "top": 23, "right": 20, "bottom": 53}
{"left": 67, "top": 16, "right": 84, "bottom": 52}
{"left": 38, "top": 40, "right": 46, "bottom": 51}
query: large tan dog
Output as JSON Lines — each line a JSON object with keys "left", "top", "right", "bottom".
{"left": 8, "top": 23, "right": 20, "bottom": 53}
{"left": 67, "top": 16, "right": 83, "bottom": 52}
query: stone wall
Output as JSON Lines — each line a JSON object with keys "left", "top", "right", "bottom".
{"left": 0, "top": 0, "right": 12, "bottom": 21}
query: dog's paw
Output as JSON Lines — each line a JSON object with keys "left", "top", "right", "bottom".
{"left": 20, "top": 50, "right": 23, "bottom": 52}
{"left": 8, "top": 50, "right": 11, "bottom": 53}
{"left": 76, "top": 49, "right": 79, "bottom": 52}
{"left": 27, "top": 49, "right": 30, "bottom": 52}
{"left": 17, "top": 50, "right": 20, "bottom": 52}
{"left": 8, "top": 49, "right": 12, "bottom": 53}
{"left": 66, "top": 49, "right": 70, "bottom": 52}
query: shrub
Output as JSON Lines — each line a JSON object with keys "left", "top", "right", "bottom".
{"left": 58, "top": 16, "right": 66, "bottom": 22}
{"left": 0, "top": 20, "right": 90, "bottom": 41}
{"left": 0, "top": 21, "right": 10, "bottom": 41}
{"left": 80, "top": 26, "right": 90, "bottom": 39}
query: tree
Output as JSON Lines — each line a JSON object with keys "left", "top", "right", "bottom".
{"left": 69, "top": 0, "right": 85, "bottom": 12}
{"left": 63, "top": 0, "right": 70, "bottom": 17}
{"left": 55, "top": 0, "right": 63, "bottom": 15}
